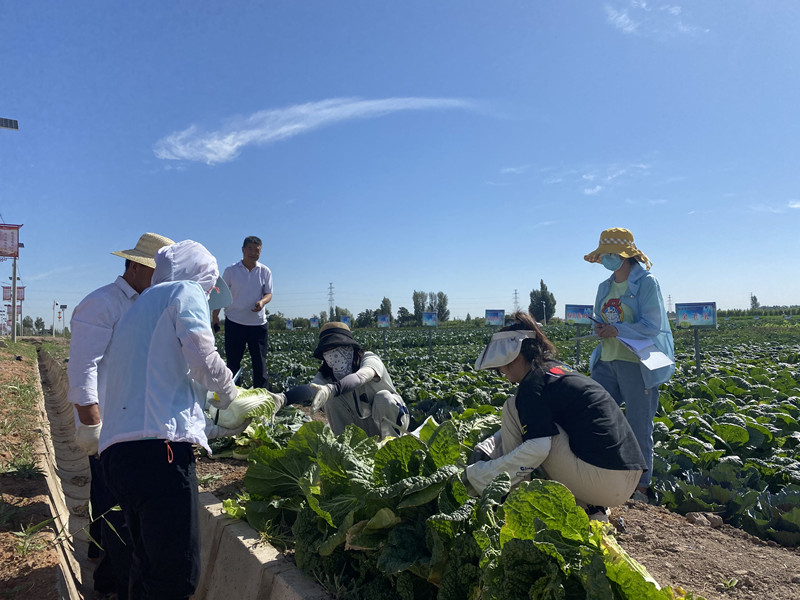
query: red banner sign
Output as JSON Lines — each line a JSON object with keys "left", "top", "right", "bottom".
{"left": 2, "top": 287, "right": 9, "bottom": 301}
{"left": 0, "top": 224, "right": 22, "bottom": 258}
{"left": 15, "top": 286, "right": 24, "bottom": 301}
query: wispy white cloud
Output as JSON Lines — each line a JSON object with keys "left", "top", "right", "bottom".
{"left": 500, "top": 165, "right": 530, "bottom": 175}
{"left": 605, "top": 5, "right": 639, "bottom": 34}
{"left": 154, "top": 97, "right": 476, "bottom": 165}
{"left": 26, "top": 265, "right": 80, "bottom": 282}
{"left": 584, "top": 185, "right": 603, "bottom": 195}
{"left": 788, "top": 200, "right": 800, "bottom": 209}
{"left": 747, "top": 204, "right": 783, "bottom": 214}
{"left": 604, "top": 2, "right": 708, "bottom": 38}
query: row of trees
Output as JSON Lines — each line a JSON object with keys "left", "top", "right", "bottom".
{"left": 263, "top": 283, "right": 563, "bottom": 331}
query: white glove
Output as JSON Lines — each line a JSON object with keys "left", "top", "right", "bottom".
{"left": 76, "top": 423, "right": 102, "bottom": 456}
{"left": 309, "top": 383, "right": 336, "bottom": 412}
{"left": 204, "top": 415, "right": 249, "bottom": 440}
{"left": 464, "top": 436, "right": 552, "bottom": 496}
{"left": 266, "top": 390, "right": 287, "bottom": 411}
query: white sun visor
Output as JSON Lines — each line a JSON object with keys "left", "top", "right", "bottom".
{"left": 474, "top": 330, "right": 537, "bottom": 371}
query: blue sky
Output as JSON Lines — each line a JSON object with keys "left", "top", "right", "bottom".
{"left": 2, "top": 1, "right": 799, "bottom": 330}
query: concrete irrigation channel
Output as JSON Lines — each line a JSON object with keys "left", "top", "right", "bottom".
{"left": 35, "top": 347, "right": 329, "bottom": 600}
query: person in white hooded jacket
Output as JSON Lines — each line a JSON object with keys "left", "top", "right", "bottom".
{"left": 99, "top": 240, "right": 239, "bottom": 600}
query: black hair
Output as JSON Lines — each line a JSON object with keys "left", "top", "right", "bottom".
{"left": 499, "top": 311, "right": 558, "bottom": 369}
{"left": 243, "top": 236, "right": 262, "bottom": 248}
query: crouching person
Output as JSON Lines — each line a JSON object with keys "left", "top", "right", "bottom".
{"left": 273, "top": 322, "right": 409, "bottom": 439}
{"left": 99, "top": 240, "right": 243, "bottom": 599}
{"left": 464, "top": 311, "right": 646, "bottom": 521}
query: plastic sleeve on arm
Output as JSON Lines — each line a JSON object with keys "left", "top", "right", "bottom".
{"left": 465, "top": 436, "right": 552, "bottom": 496}
{"left": 332, "top": 366, "right": 375, "bottom": 396}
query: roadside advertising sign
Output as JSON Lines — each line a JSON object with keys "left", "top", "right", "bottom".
{"left": 0, "top": 225, "right": 21, "bottom": 258}
{"left": 675, "top": 302, "right": 717, "bottom": 328}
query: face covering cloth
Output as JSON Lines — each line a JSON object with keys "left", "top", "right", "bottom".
{"left": 323, "top": 346, "right": 354, "bottom": 380}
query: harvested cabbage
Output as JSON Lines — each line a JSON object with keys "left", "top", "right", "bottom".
{"left": 206, "top": 387, "right": 279, "bottom": 429}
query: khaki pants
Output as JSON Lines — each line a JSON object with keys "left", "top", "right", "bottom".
{"left": 502, "top": 397, "right": 641, "bottom": 508}
{"left": 324, "top": 389, "right": 408, "bottom": 439}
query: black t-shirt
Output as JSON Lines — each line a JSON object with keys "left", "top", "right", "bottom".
{"left": 515, "top": 362, "right": 646, "bottom": 471}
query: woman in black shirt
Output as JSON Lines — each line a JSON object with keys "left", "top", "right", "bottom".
{"left": 464, "top": 312, "right": 645, "bottom": 516}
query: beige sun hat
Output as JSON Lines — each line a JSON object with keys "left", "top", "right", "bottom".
{"left": 583, "top": 227, "right": 652, "bottom": 270}
{"left": 111, "top": 233, "right": 175, "bottom": 268}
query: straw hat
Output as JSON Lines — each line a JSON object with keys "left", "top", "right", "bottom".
{"left": 583, "top": 227, "right": 652, "bottom": 270}
{"left": 111, "top": 233, "right": 175, "bottom": 268}
{"left": 313, "top": 322, "right": 360, "bottom": 359}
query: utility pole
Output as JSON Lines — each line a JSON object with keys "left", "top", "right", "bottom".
{"left": 541, "top": 300, "right": 547, "bottom": 326}
{"left": 53, "top": 300, "right": 58, "bottom": 337}
{"left": 60, "top": 304, "right": 68, "bottom": 336}
{"left": 328, "top": 282, "right": 335, "bottom": 321}
{"left": 1, "top": 118, "right": 20, "bottom": 341}
{"left": 512, "top": 289, "right": 519, "bottom": 312}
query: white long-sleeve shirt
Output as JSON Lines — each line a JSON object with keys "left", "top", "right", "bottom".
{"left": 67, "top": 276, "right": 138, "bottom": 416}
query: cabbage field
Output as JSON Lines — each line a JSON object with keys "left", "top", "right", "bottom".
{"left": 219, "top": 317, "right": 800, "bottom": 600}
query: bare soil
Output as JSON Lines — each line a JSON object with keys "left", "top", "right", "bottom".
{"left": 4, "top": 339, "right": 800, "bottom": 600}
{"left": 0, "top": 340, "right": 62, "bottom": 600}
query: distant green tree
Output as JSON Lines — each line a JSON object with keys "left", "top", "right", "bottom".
{"left": 750, "top": 294, "right": 760, "bottom": 310}
{"left": 529, "top": 280, "right": 556, "bottom": 324}
{"left": 333, "top": 306, "right": 352, "bottom": 322}
{"left": 412, "top": 291, "right": 427, "bottom": 325}
{"left": 318, "top": 310, "right": 328, "bottom": 325}
{"left": 437, "top": 292, "right": 450, "bottom": 322}
{"left": 355, "top": 309, "right": 376, "bottom": 328}
{"left": 35, "top": 317, "right": 45, "bottom": 334}
{"left": 22, "top": 316, "right": 33, "bottom": 335}
{"left": 268, "top": 311, "right": 287, "bottom": 330}
{"left": 293, "top": 317, "right": 311, "bottom": 329}
{"left": 396, "top": 307, "right": 415, "bottom": 327}
{"left": 378, "top": 297, "right": 392, "bottom": 324}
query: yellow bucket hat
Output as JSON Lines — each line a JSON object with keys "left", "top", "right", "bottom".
{"left": 584, "top": 227, "right": 652, "bottom": 270}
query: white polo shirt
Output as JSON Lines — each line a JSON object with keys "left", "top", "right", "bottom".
{"left": 221, "top": 261, "right": 273, "bottom": 326}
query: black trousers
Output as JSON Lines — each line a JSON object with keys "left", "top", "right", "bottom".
{"left": 89, "top": 455, "right": 132, "bottom": 599}
{"left": 224, "top": 318, "right": 269, "bottom": 388}
{"left": 102, "top": 440, "right": 200, "bottom": 600}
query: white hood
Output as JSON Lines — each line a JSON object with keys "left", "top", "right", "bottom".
{"left": 152, "top": 240, "right": 219, "bottom": 294}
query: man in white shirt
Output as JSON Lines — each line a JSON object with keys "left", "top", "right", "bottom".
{"left": 211, "top": 235, "right": 273, "bottom": 389}
{"left": 68, "top": 232, "right": 174, "bottom": 598}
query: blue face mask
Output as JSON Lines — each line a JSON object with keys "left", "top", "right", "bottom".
{"left": 601, "top": 254, "right": 624, "bottom": 271}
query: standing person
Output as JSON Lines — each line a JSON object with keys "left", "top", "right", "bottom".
{"left": 274, "top": 322, "right": 409, "bottom": 439}
{"left": 99, "top": 240, "right": 243, "bottom": 600}
{"left": 212, "top": 235, "right": 273, "bottom": 389}
{"left": 464, "top": 312, "right": 646, "bottom": 520}
{"left": 68, "top": 232, "right": 174, "bottom": 599}
{"left": 584, "top": 227, "right": 675, "bottom": 502}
